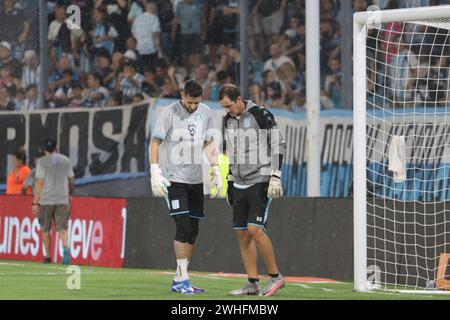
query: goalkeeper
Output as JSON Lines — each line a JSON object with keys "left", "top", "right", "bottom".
{"left": 148, "top": 80, "right": 222, "bottom": 295}
{"left": 218, "top": 84, "right": 286, "bottom": 297}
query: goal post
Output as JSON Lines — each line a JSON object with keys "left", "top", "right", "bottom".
{"left": 354, "top": 5, "right": 450, "bottom": 293}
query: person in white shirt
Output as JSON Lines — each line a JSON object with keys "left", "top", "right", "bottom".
{"left": 82, "top": 72, "right": 109, "bottom": 108}
{"left": 21, "top": 85, "right": 40, "bottom": 111}
{"left": 263, "top": 43, "right": 296, "bottom": 73}
{"left": 132, "top": 0, "right": 162, "bottom": 67}
{"left": 21, "top": 50, "right": 40, "bottom": 90}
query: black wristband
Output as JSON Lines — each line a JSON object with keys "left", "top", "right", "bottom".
{"left": 32, "top": 203, "right": 40, "bottom": 206}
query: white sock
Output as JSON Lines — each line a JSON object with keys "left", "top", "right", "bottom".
{"left": 174, "top": 268, "right": 180, "bottom": 282}
{"left": 176, "top": 258, "right": 189, "bottom": 281}
{"left": 174, "top": 260, "right": 191, "bottom": 282}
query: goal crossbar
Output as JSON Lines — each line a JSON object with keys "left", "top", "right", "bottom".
{"left": 354, "top": 5, "right": 450, "bottom": 25}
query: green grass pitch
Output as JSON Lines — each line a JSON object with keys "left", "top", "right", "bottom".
{"left": 1, "top": 260, "right": 449, "bottom": 300}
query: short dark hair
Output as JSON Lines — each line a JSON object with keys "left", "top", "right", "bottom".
{"left": 63, "top": 69, "right": 73, "bottom": 77}
{"left": 90, "top": 72, "right": 104, "bottom": 86}
{"left": 183, "top": 80, "right": 203, "bottom": 98}
{"left": 218, "top": 84, "right": 241, "bottom": 102}
{"left": 15, "top": 148, "right": 27, "bottom": 164}
{"left": 25, "top": 84, "right": 37, "bottom": 93}
{"left": 43, "top": 138, "right": 57, "bottom": 153}
{"left": 123, "top": 61, "right": 137, "bottom": 71}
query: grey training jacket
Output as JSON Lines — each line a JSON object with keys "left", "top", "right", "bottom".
{"left": 224, "top": 100, "right": 286, "bottom": 186}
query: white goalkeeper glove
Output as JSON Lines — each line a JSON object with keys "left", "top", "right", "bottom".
{"left": 210, "top": 165, "right": 223, "bottom": 198}
{"left": 267, "top": 170, "right": 283, "bottom": 198}
{"left": 150, "top": 164, "right": 171, "bottom": 197}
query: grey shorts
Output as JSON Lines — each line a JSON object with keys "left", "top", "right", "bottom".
{"left": 38, "top": 205, "right": 70, "bottom": 232}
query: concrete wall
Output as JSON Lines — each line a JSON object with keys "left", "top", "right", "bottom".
{"left": 125, "top": 198, "right": 354, "bottom": 281}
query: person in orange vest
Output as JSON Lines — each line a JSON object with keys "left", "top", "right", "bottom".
{"left": 22, "top": 151, "right": 45, "bottom": 195}
{"left": 6, "top": 148, "right": 32, "bottom": 195}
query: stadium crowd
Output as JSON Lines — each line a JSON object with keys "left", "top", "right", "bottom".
{"left": 0, "top": 0, "right": 448, "bottom": 113}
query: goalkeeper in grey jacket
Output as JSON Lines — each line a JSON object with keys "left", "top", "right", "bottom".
{"left": 218, "top": 84, "right": 287, "bottom": 297}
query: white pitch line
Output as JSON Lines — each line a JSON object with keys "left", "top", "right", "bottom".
{"left": 292, "top": 283, "right": 314, "bottom": 289}
{"left": 291, "top": 283, "right": 336, "bottom": 292}
{"left": 197, "top": 275, "right": 227, "bottom": 280}
{"left": 0, "top": 272, "right": 66, "bottom": 276}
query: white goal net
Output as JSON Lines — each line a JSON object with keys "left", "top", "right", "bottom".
{"left": 355, "top": 7, "right": 450, "bottom": 292}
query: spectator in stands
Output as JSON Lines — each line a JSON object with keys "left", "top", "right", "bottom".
{"left": 128, "top": 0, "right": 145, "bottom": 23}
{"left": 22, "top": 50, "right": 40, "bottom": 90}
{"left": 126, "top": 36, "right": 138, "bottom": 52}
{"left": 0, "top": 86, "right": 15, "bottom": 111}
{"left": 249, "top": 82, "right": 264, "bottom": 106}
{"left": 1, "top": 0, "right": 352, "bottom": 114}
{"left": 116, "top": 61, "right": 145, "bottom": 104}
{"left": 155, "top": 0, "right": 175, "bottom": 60}
{"left": 21, "top": 84, "right": 40, "bottom": 111}
{"left": 123, "top": 49, "right": 139, "bottom": 66}
{"left": 203, "top": 1, "right": 222, "bottom": 66}
{"left": 320, "top": 18, "right": 341, "bottom": 74}
{"left": 0, "top": 66, "right": 21, "bottom": 97}
{"left": 380, "top": 0, "right": 402, "bottom": 64}
{"left": 320, "top": 89, "right": 335, "bottom": 110}
{"left": 154, "top": 57, "right": 179, "bottom": 92}
{"left": 388, "top": 35, "right": 418, "bottom": 103}
{"left": 98, "top": 0, "right": 131, "bottom": 53}
{"left": 107, "top": 95, "right": 120, "bottom": 107}
{"left": 131, "top": 93, "right": 145, "bottom": 103}
{"left": 263, "top": 43, "right": 296, "bottom": 74}
{"left": 48, "top": 55, "right": 77, "bottom": 92}
{"left": 210, "top": 1, "right": 240, "bottom": 80}
{"left": 279, "top": 61, "right": 304, "bottom": 101}
{"left": 220, "top": 46, "right": 239, "bottom": 78}
{"left": 142, "top": 66, "right": 159, "bottom": 97}
{"left": 157, "top": 63, "right": 180, "bottom": 98}
{"left": 193, "top": 63, "right": 213, "bottom": 100}
{"left": 353, "top": 0, "right": 367, "bottom": 12}
{"left": 90, "top": 6, "right": 119, "bottom": 56}
{"left": 258, "top": 0, "right": 287, "bottom": 43}
{"left": 14, "top": 88, "right": 25, "bottom": 110}
{"left": 172, "top": 0, "right": 204, "bottom": 76}
{"left": 262, "top": 69, "right": 285, "bottom": 97}
{"left": 82, "top": 72, "right": 110, "bottom": 108}
{"left": 132, "top": 0, "right": 162, "bottom": 67}
{"left": 324, "top": 58, "right": 343, "bottom": 109}
{"left": 286, "top": 0, "right": 305, "bottom": 21}
{"left": 6, "top": 148, "right": 31, "bottom": 195}
{"left": 291, "top": 89, "right": 306, "bottom": 113}
{"left": 215, "top": 69, "right": 236, "bottom": 91}
{"left": 264, "top": 81, "right": 285, "bottom": 109}
{"left": 0, "top": 0, "right": 30, "bottom": 60}
{"left": 47, "top": 69, "right": 76, "bottom": 108}
{"left": 280, "top": 15, "right": 305, "bottom": 66}
{"left": 93, "top": 49, "right": 115, "bottom": 88}
{"left": 248, "top": 0, "right": 263, "bottom": 59}
{"left": 48, "top": 4, "right": 75, "bottom": 68}
{"left": 321, "top": 0, "right": 340, "bottom": 20}
{"left": 0, "top": 41, "right": 23, "bottom": 80}
{"left": 68, "top": 82, "right": 84, "bottom": 108}
{"left": 428, "top": 56, "right": 449, "bottom": 105}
